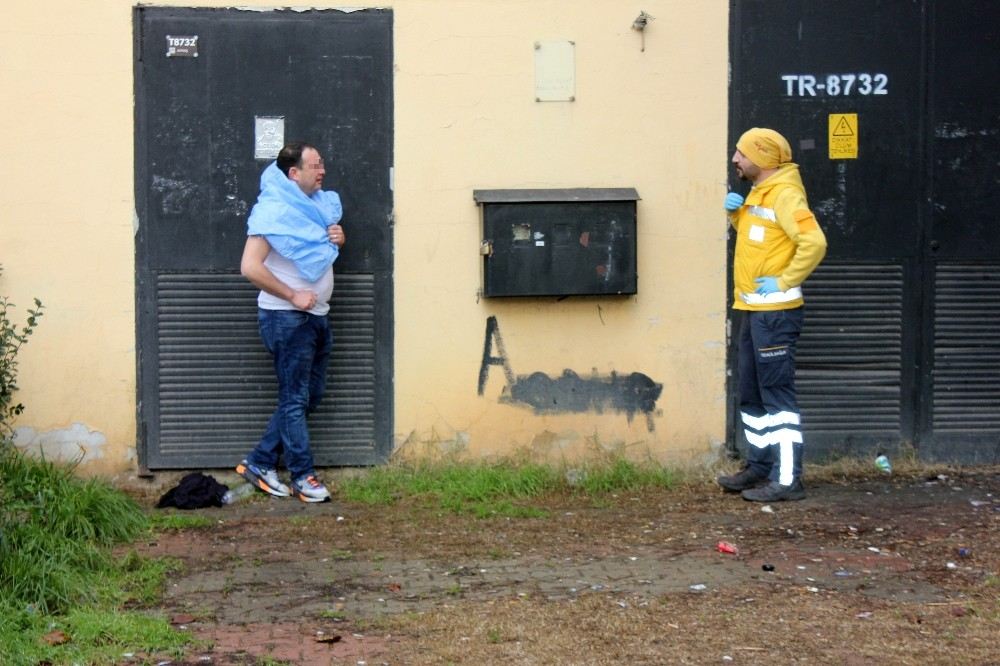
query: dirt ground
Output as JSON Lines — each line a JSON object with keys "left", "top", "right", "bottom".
{"left": 133, "top": 467, "right": 1000, "bottom": 665}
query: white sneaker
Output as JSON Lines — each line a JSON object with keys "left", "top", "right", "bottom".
{"left": 290, "top": 474, "right": 331, "bottom": 503}
{"left": 236, "top": 460, "right": 290, "bottom": 497}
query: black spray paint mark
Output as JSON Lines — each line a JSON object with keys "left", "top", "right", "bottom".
{"left": 478, "top": 316, "right": 662, "bottom": 431}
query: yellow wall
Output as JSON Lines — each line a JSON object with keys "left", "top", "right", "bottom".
{"left": 1, "top": 1, "right": 729, "bottom": 475}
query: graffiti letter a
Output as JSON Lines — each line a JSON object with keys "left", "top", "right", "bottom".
{"left": 477, "top": 316, "right": 516, "bottom": 395}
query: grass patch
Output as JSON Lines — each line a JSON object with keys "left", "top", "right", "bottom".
{"left": 319, "top": 609, "right": 347, "bottom": 620}
{"left": 339, "top": 458, "right": 679, "bottom": 517}
{"left": 801, "top": 449, "right": 958, "bottom": 484}
{"left": 0, "top": 447, "right": 148, "bottom": 612}
{"left": 574, "top": 457, "right": 680, "bottom": 494}
{"left": 117, "top": 550, "right": 184, "bottom": 606}
{"left": 0, "top": 603, "right": 191, "bottom": 666}
{"left": 0, "top": 446, "right": 191, "bottom": 664}
{"left": 149, "top": 512, "right": 215, "bottom": 531}
{"left": 257, "top": 657, "right": 295, "bottom": 666}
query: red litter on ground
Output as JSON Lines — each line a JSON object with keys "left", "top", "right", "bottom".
{"left": 716, "top": 541, "right": 739, "bottom": 555}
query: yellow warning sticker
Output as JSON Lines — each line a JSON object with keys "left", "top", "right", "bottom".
{"left": 829, "top": 113, "right": 858, "bottom": 159}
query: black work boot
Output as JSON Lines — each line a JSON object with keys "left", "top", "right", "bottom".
{"left": 717, "top": 465, "right": 767, "bottom": 493}
{"left": 741, "top": 480, "right": 806, "bottom": 502}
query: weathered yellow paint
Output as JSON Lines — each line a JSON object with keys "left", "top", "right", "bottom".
{"left": 3, "top": 1, "right": 729, "bottom": 476}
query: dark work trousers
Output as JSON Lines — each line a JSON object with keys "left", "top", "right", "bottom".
{"left": 737, "top": 307, "right": 805, "bottom": 486}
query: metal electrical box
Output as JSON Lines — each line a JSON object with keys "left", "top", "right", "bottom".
{"left": 474, "top": 188, "right": 639, "bottom": 297}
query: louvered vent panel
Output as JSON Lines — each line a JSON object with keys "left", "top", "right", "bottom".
{"left": 796, "top": 263, "right": 903, "bottom": 434}
{"left": 932, "top": 265, "right": 1000, "bottom": 432}
{"left": 155, "top": 273, "right": 376, "bottom": 464}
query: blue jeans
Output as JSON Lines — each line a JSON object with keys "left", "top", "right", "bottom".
{"left": 737, "top": 307, "right": 804, "bottom": 485}
{"left": 246, "top": 308, "right": 332, "bottom": 480}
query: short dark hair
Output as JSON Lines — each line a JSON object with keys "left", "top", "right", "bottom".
{"left": 276, "top": 142, "right": 318, "bottom": 176}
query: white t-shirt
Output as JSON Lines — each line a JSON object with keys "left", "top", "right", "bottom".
{"left": 257, "top": 251, "right": 334, "bottom": 316}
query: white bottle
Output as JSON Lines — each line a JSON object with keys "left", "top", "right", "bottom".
{"left": 222, "top": 482, "right": 256, "bottom": 504}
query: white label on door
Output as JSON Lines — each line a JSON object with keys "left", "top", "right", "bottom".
{"left": 166, "top": 35, "right": 199, "bottom": 58}
{"left": 254, "top": 117, "right": 285, "bottom": 160}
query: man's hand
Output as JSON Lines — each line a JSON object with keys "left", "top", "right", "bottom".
{"left": 291, "top": 290, "right": 318, "bottom": 311}
{"left": 328, "top": 224, "right": 345, "bottom": 246}
{"left": 724, "top": 192, "right": 745, "bottom": 211}
{"left": 754, "top": 276, "right": 781, "bottom": 295}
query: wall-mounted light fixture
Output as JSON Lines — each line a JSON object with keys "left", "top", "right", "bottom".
{"left": 631, "top": 11, "right": 654, "bottom": 52}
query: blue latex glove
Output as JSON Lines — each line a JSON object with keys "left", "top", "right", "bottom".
{"left": 754, "top": 276, "right": 781, "bottom": 295}
{"left": 724, "top": 192, "right": 745, "bottom": 211}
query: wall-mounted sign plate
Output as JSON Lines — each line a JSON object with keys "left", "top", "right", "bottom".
{"left": 829, "top": 113, "right": 859, "bottom": 159}
{"left": 254, "top": 116, "right": 285, "bottom": 160}
{"left": 534, "top": 40, "right": 575, "bottom": 102}
{"left": 165, "top": 35, "right": 199, "bottom": 58}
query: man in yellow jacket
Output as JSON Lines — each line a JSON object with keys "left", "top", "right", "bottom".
{"left": 717, "top": 128, "right": 827, "bottom": 502}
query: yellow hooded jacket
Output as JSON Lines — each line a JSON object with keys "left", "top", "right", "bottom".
{"left": 729, "top": 163, "right": 827, "bottom": 311}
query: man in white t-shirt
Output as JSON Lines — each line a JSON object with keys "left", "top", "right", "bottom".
{"left": 235, "top": 142, "right": 345, "bottom": 503}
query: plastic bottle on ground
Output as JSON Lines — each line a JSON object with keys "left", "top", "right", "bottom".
{"left": 222, "top": 482, "right": 256, "bottom": 504}
{"left": 874, "top": 455, "right": 892, "bottom": 474}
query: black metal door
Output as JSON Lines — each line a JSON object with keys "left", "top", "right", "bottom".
{"left": 134, "top": 7, "right": 393, "bottom": 469}
{"left": 729, "top": 0, "right": 1000, "bottom": 463}
{"left": 921, "top": 2, "right": 1000, "bottom": 462}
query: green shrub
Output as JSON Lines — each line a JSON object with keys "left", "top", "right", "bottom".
{"left": 0, "top": 265, "right": 44, "bottom": 437}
